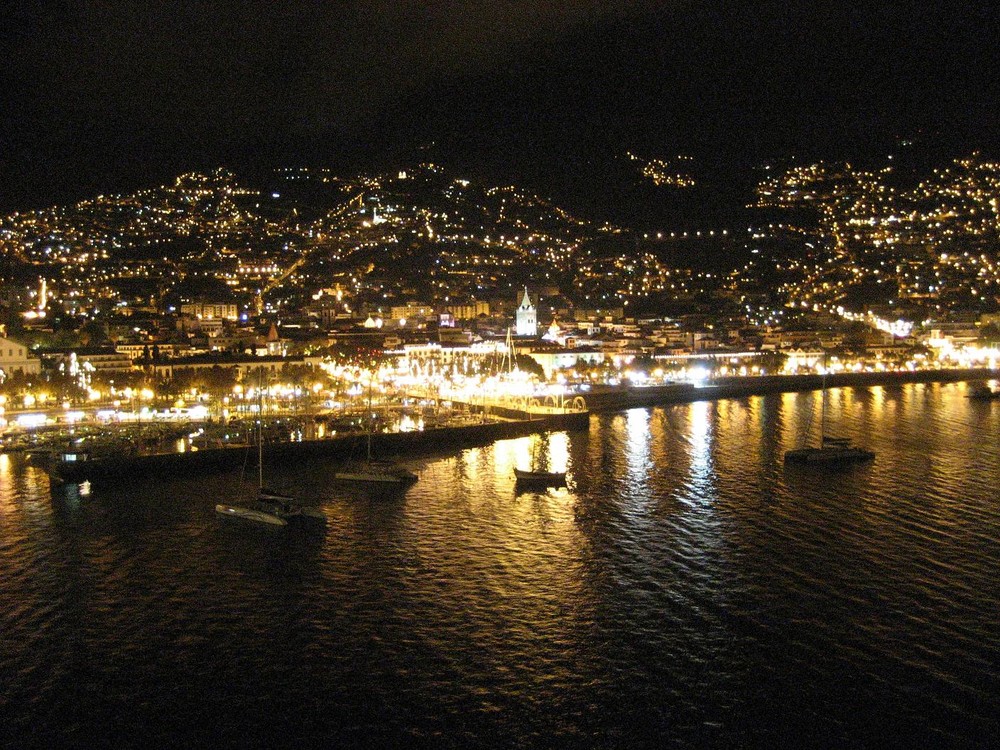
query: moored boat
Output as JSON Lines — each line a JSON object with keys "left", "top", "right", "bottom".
{"left": 784, "top": 436, "right": 875, "bottom": 465}
{"left": 335, "top": 460, "right": 418, "bottom": 485}
{"left": 784, "top": 363, "right": 875, "bottom": 467}
{"left": 784, "top": 445, "right": 876, "bottom": 465}
{"left": 252, "top": 488, "right": 326, "bottom": 520}
{"left": 217, "top": 368, "right": 325, "bottom": 525}
{"left": 513, "top": 468, "right": 567, "bottom": 486}
{"left": 967, "top": 382, "right": 1000, "bottom": 400}
{"left": 215, "top": 503, "right": 288, "bottom": 526}
{"left": 334, "top": 379, "right": 418, "bottom": 486}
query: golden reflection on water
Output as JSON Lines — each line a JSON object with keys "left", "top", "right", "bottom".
{"left": 673, "top": 399, "right": 719, "bottom": 509}
{"left": 687, "top": 400, "right": 713, "bottom": 481}
{"left": 492, "top": 433, "right": 569, "bottom": 477}
{"left": 547, "top": 432, "right": 569, "bottom": 474}
{"left": 492, "top": 438, "right": 527, "bottom": 476}
{"left": 0, "top": 454, "right": 56, "bottom": 525}
{"left": 624, "top": 409, "right": 652, "bottom": 483}
{"left": 780, "top": 390, "right": 811, "bottom": 449}
{"left": 462, "top": 446, "right": 482, "bottom": 482}
{"left": 406, "top": 437, "right": 585, "bottom": 630}
{"left": 0, "top": 453, "right": 13, "bottom": 514}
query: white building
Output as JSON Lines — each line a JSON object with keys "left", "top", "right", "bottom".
{"left": 0, "top": 336, "right": 41, "bottom": 376}
{"left": 523, "top": 347, "right": 605, "bottom": 378}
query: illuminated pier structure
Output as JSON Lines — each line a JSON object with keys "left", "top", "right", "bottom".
{"left": 45, "top": 409, "right": 591, "bottom": 487}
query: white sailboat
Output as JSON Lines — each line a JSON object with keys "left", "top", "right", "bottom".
{"left": 784, "top": 366, "right": 874, "bottom": 466}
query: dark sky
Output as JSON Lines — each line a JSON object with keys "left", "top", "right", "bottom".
{"left": 3, "top": 1, "right": 999, "bottom": 213}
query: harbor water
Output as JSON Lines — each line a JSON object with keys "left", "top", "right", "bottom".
{"left": 1, "top": 381, "right": 998, "bottom": 748}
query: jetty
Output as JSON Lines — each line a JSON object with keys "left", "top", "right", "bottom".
{"left": 44, "top": 409, "right": 589, "bottom": 486}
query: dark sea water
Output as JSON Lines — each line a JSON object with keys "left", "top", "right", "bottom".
{"left": 2, "top": 382, "right": 999, "bottom": 749}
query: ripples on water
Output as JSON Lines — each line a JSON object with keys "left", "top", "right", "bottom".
{"left": 1, "top": 383, "right": 998, "bottom": 748}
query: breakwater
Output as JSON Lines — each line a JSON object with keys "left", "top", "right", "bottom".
{"left": 50, "top": 409, "right": 590, "bottom": 485}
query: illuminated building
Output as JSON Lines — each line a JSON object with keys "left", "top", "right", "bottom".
{"left": 0, "top": 336, "right": 42, "bottom": 375}
{"left": 515, "top": 287, "right": 537, "bottom": 337}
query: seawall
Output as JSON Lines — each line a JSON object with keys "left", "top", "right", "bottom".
{"left": 51, "top": 410, "right": 591, "bottom": 485}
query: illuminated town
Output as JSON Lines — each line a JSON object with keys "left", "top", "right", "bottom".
{"left": 1, "top": 146, "right": 1000, "bottom": 449}
{"left": 5, "top": 3, "right": 1000, "bottom": 748}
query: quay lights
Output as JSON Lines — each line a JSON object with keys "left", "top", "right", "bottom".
{"left": 688, "top": 366, "right": 710, "bottom": 386}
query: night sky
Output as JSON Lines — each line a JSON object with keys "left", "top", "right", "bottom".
{"left": 4, "top": 1, "right": 999, "bottom": 214}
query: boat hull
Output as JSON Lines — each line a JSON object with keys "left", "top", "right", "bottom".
{"left": 784, "top": 447, "right": 875, "bottom": 465}
{"left": 215, "top": 504, "right": 288, "bottom": 526}
{"left": 335, "top": 460, "right": 417, "bottom": 485}
{"left": 513, "top": 469, "right": 567, "bottom": 486}
{"left": 251, "top": 493, "right": 325, "bottom": 521}
{"left": 334, "top": 470, "right": 417, "bottom": 484}
{"left": 968, "top": 388, "right": 1000, "bottom": 400}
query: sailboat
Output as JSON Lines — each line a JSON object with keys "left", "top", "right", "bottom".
{"left": 514, "top": 434, "right": 566, "bottom": 487}
{"left": 784, "top": 364, "right": 874, "bottom": 466}
{"left": 247, "top": 432, "right": 325, "bottom": 521}
{"left": 216, "top": 370, "right": 325, "bottom": 524}
{"left": 334, "top": 377, "right": 417, "bottom": 485}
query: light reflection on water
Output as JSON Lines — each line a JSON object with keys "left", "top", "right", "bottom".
{"left": 0, "top": 383, "right": 998, "bottom": 747}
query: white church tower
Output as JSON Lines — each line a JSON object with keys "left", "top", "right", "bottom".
{"left": 515, "top": 287, "right": 537, "bottom": 337}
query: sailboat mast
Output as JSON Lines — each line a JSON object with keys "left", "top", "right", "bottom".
{"left": 820, "top": 356, "right": 828, "bottom": 442}
{"left": 505, "top": 326, "right": 515, "bottom": 374}
{"left": 258, "top": 368, "right": 264, "bottom": 489}
{"left": 367, "top": 374, "right": 373, "bottom": 461}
